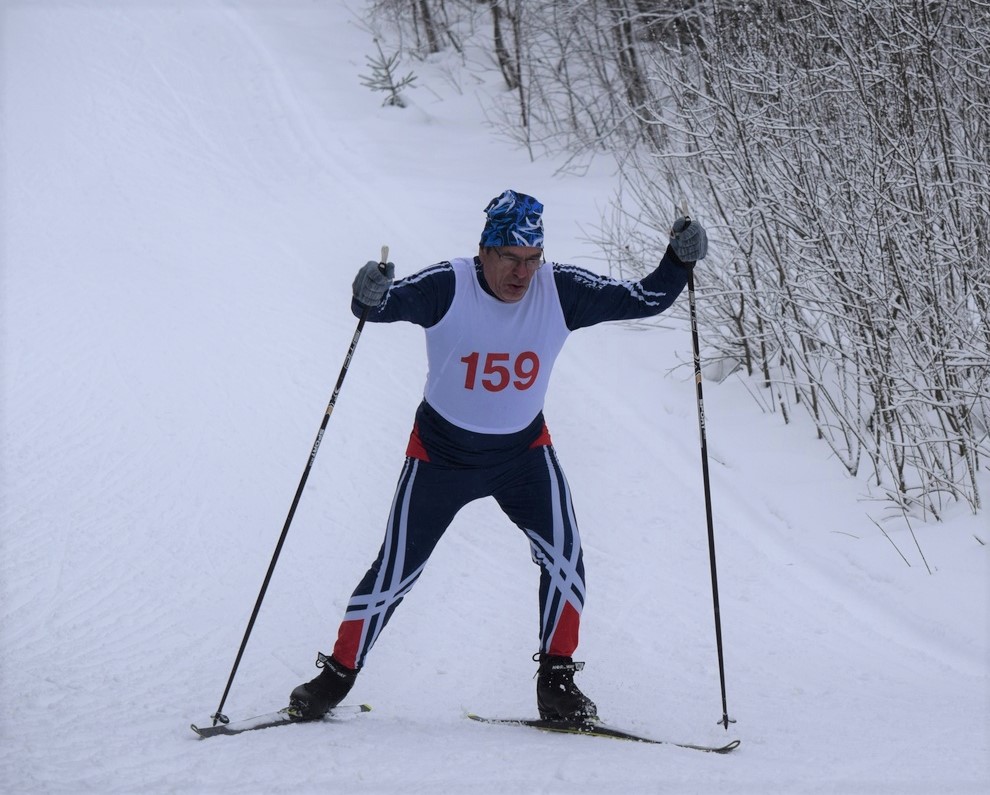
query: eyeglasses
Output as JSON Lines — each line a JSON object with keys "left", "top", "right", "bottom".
{"left": 495, "top": 248, "right": 544, "bottom": 271}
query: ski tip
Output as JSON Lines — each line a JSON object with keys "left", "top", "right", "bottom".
{"left": 699, "top": 738, "right": 741, "bottom": 753}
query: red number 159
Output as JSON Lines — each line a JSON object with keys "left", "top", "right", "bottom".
{"left": 460, "top": 351, "right": 540, "bottom": 391}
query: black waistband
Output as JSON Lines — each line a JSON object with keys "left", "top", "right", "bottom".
{"left": 413, "top": 400, "right": 547, "bottom": 468}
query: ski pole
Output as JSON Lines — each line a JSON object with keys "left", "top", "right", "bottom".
{"left": 209, "top": 246, "right": 389, "bottom": 726}
{"left": 679, "top": 204, "right": 733, "bottom": 731}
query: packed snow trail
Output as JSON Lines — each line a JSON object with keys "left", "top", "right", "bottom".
{"left": 1, "top": 3, "right": 986, "bottom": 794}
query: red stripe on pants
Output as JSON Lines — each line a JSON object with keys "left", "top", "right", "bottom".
{"left": 548, "top": 600, "right": 580, "bottom": 657}
{"left": 332, "top": 619, "right": 364, "bottom": 670}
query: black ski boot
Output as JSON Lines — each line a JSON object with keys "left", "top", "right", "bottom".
{"left": 288, "top": 652, "right": 359, "bottom": 720}
{"left": 535, "top": 653, "right": 598, "bottom": 722}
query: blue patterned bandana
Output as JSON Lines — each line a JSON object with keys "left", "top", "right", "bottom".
{"left": 480, "top": 189, "right": 544, "bottom": 248}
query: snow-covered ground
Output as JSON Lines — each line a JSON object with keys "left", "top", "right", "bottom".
{"left": 2, "top": 2, "right": 987, "bottom": 793}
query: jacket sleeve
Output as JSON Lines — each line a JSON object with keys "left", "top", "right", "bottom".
{"left": 350, "top": 261, "right": 455, "bottom": 328}
{"left": 554, "top": 245, "right": 690, "bottom": 331}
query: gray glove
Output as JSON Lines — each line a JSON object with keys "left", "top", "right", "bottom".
{"left": 669, "top": 216, "right": 708, "bottom": 263}
{"left": 352, "top": 260, "right": 395, "bottom": 307}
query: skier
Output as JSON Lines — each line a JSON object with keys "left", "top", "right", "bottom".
{"left": 290, "top": 189, "right": 708, "bottom": 722}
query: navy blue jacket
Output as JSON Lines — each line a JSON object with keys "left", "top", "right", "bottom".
{"left": 350, "top": 247, "right": 691, "bottom": 462}
{"left": 351, "top": 246, "right": 690, "bottom": 329}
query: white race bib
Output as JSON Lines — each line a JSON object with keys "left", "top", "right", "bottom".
{"left": 423, "top": 258, "right": 570, "bottom": 433}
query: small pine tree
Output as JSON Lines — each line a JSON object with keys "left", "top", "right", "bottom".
{"left": 360, "top": 39, "right": 417, "bottom": 108}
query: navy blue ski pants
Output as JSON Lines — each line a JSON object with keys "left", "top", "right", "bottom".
{"left": 330, "top": 435, "right": 586, "bottom": 670}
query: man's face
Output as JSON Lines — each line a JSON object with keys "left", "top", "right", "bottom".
{"left": 479, "top": 246, "right": 544, "bottom": 303}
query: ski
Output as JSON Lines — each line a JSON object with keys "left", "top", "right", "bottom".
{"left": 467, "top": 713, "right": 740, "bottom": 754}
{"left": 191, "top": 703, "right": 371, "bottom": 739}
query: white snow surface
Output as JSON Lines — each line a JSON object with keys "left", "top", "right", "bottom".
{"left": 2, "top": 2, "right": 987, "bottom": 793}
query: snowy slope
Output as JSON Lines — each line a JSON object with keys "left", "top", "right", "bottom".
{"left": 1, "top": 2, "right": 987, "bottom": 793}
